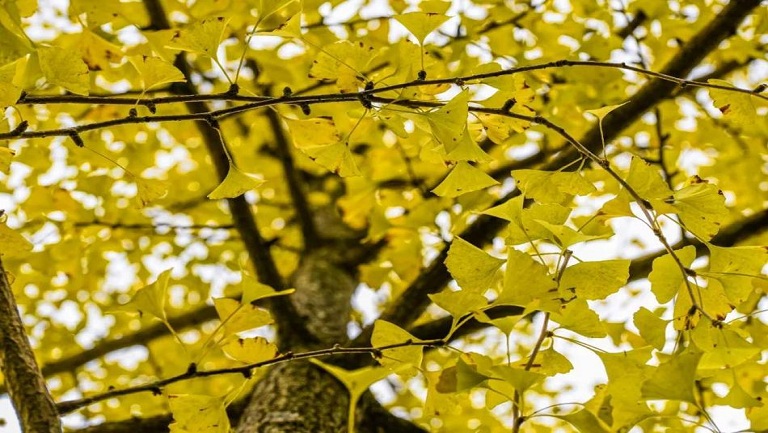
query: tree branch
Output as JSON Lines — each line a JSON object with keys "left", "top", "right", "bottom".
{"left": 0, "top": 257, "right": 61, "bottom": 432}
{"left": 264, "top": 108, "right": 321, "bottom": 249}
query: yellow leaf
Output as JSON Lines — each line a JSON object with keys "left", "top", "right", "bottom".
{"left": 167, "top": 17, "right": 230, "bottom": 58}
{"left": 371, "top": 320, "right": 423, "bottom": 375}
{"left": 648, "top": 245, "right": 696, "bottom": 304}
{"left": 668, "top": 177, "right": 727, "bottom": 240}
{"left": 240, "top": 273, "right": 295, "bottom": 304}
{"left": 284, "top": 117, "right": 341, "bottom": 146}
{"left": 168, "top": 394, "right": 229, "bottom": 433}
{"left": 0, "top": 23, "right": 31, "bottom": 67}
{"left": 0, "top": 62, "right": 21, "bottom": 106}
{"left": 498, "top": 249, "right": 556, "bottom": 309}
{"left": 709, "top": 79, "right": 758, "bottom": 127}
{"left": 703, "top": 244, "right": 768, "bottom": 305}
{"left": 641, "top": 347, "right": 702, "bottom": 403}
{"left": 446, "top": 129, "right": 492, "bottom": 162}
{"left": 129, "top": 55, "right": 185, "bottom": 91}
{"left": 512, "top": 169, "right": 596, "bottom": 204}
{"left": 256, "top": 0, "right": 300, "bottom": 32}
{"left": 633, "top": 307, "right": 668, "bottom": 351}
{"left": 395, "top": 12, "right": 450, "bottom": 44}
{"left": 559, "top": 260, "right": 630, "bottom": 300}
{"left": 69, "top": 0, "right": 123, "bottom": 27}
{"left": 213, "top": 297, "right": 273, "bottom": 335}
{"left": 135, "top": 177, "right": 168, "bottom": 208}
{"left": 445, "top": 237, "right": 504, "bottom": 292}
{"left": 308, "top": 41, "right": 377, "bottom": 93}
{"left": 553, "top": 299, "right": 606, "bottom": 338}
{"left": 0, "top": 221, "right": 32, "bottom": 257}
{"left": 37, "top": 46, "right": 90, "bottom": 95}
{"left": 221, "top": 337, "right": 278, "bottom": 364}
{"left": 79, "top": 28, "right": 122, "bottom": 71}
{"left": 121, "top": 269, "right": 172, "bottom": 321}
{"left": 300, "top": 142, "right": 361, "bottom": 177}
{"left": 625, "top": 156, "right": 672, "bottom": 201}
{"left": 426, "top": 90, "right": 468, "bottom": 151}
{"left": 207, "top": 163, "right": 264, "bottom": 200}
{"left": 0, "top": 145, "right": 15, "bottom": 173}
{"left": 585, "top": 101, "right": 629, "bottom": 122}
{"left": 490, "top": 365, "right": 545, "bottom": 392}
{"left": 311, "top": 360, "right": 392, "bottom": 399}
{"left": 429, "top": 289, "right": 487, "bottom": 319}
{"left": 431, "top": 162, "right": 499, "bottom": 197}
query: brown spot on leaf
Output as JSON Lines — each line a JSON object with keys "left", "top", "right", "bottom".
{"left": 718, "top": 104, "right": 730, "bottom": 114}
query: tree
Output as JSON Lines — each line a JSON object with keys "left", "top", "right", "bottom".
{"left": 0, "top": 0, "right": 766, "bottom": 432}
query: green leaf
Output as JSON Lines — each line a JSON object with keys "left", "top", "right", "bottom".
{"left": 633, "top": 307, "right": 668, "bottom": 351}
{"left": 559, "top": 260, "right": 630, "bottom": 300}
{"left": 38, "top": 46, "right": 90, "bottom": 95}
{"left": 371, "top": 320, "right": 423, "bottom": 375}
{"left": 641, "top": 347, "right": 702, "bottom": 403}
{"left": 512, "top": 169, "right": 596, "bottom": 204}
{"left": 207, "top": 163, "right": 264, "bottom": 199}
{"left": 431, "top": 162, "right": 499, "bottom": 197}
{"left": 129, "top": 55, "right": 185, "bottom": 92}
{"left": 445, "top": 237, "right": 504, "bottom": 293}
{"left": 119, "top": 269, "right": 172, "bottom": 321}
{"left": 648, "top": 245, "right": 697, "bottom": 304}
{"left": 394, "top": 12, "right": 450, "bottom": 44}
{"left": 221, "top": 337, "right": 278, "bottom": 364}
{"left": 167, "top": 17, "right": 230, "bottom": 58}
{"left": 168, "top": 394, "right": 229, "bottom": 433}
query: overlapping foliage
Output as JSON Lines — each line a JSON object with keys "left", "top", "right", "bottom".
{"left": 0, "top": 0, "right": 766, "bottom": 432}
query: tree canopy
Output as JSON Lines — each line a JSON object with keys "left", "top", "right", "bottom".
{"left": 0, "top": 0, "right": 767, "bottom": 432}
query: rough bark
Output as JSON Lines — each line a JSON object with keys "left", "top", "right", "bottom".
{"left": 0, "top": 257, "right": 61, "bottom": 433}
